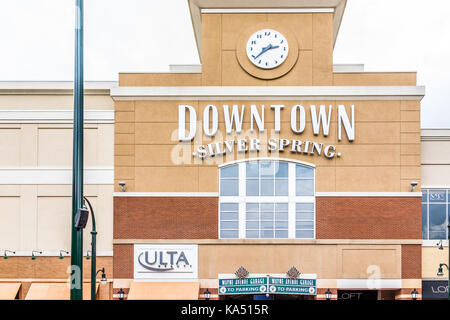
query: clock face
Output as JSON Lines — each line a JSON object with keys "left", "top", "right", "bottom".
{"left": 246, "top": 29, "right": 289, "bottom": 69}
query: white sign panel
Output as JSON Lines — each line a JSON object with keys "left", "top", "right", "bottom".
{"left": 134, "top": 244, "right": 198, "bottom": 279}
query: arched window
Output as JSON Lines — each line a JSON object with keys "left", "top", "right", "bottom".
{"left": 219, "top": 159, "right": 315, "bottom": 239}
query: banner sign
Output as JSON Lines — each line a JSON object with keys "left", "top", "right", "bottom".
{"left": 219, "top": 276, "right": 316, "bottom": 296}
{"left": 422, "top": 280, "right": 449, "bottom": 299}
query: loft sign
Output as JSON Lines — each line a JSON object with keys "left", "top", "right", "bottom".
{"left": 134, "top": 244, "right": 198, "bottom": 279}
{"left": 178, "top": 104, "right": 355, "bottom": 160}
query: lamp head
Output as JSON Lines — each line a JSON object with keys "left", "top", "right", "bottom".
{"left": 204, "top": 288, "right": 211, "bottom": 300}
{"left": 325, "top": 288, "right": 332, "bottom": 300}
{"left": 411, "top": 288, "right": 418, "bottom": 300}
{"left": 410, "top": 181, "right": 418, "bottom": 192}
{"left": 118, "top": 288, "right": 125, "bottom": 300}
{"left": 437, "top": 265, "right": 444, "bottom": 276}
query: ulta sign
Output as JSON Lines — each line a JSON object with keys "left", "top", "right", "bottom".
{"left": 178, "top": 104, "right": 355, "bottom": 160}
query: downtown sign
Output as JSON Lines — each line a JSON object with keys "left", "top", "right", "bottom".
{"left": 178, "top": 103, "right": 355, "bottom": 161}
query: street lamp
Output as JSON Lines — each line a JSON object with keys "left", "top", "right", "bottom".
{"left": 437, "top": 263, "right": 448, "bottom": 276}
{"left": 96, "top": 268, "right": 107, "bottom": 285}
{"left": 83, "top": 196, "right": 98, "bottom": 300}
{"left": 204, "top": 288, "right": 211, "bottom": 300}
{"left": 325, "top": 289, "right": 332, "bottom": 300}
{"left": 3, "top": 250, "right": 15, "bottom": 259}
{"left": 118, "top": 288, "right": 125, "bottom": 300}
{"left": 411, "top": 288, "right": 418, "bottom": 300}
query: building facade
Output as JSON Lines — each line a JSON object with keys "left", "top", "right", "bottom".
{"left": 0, "top": 0, "right": 447, "bottom": 300}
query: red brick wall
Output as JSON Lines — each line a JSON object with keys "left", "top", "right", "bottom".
{"left": 401, "top": 245, "right": 422, "bottom": 279}
{"left": 316, "top": 197, "right": 421, "bottom": 239}
{"left": 114, "top": 197, "right": 218, "bottom": 239}
{"left": 113, "top": 244, "right": 133, "bottom": 279}
{"left": 114, "top": 196, "right": 421, "bottom": 240}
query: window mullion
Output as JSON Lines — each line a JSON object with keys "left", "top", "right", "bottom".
{"left": 238, "top": 162, "right": 246, "bottom": 238}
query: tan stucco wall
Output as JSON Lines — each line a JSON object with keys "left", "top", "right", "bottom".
{"left": 422, "top": 246, "right": 449, "bottom": 279}
{"left": 198, "top": 244, "right": 402, "bottom": 279}
{"left": 114, "top": 99, "right": 421, "bottom": 193}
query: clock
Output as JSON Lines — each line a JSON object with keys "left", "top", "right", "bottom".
{"left": 246, "top": 29, "right": 289, "bottom": 69}
{"left": 236, "top": 24, "right": 299, "bottom": 80}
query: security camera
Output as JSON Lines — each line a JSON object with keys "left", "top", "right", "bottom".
{"left": 118, "top": 181, "right": 126, "bottom": 192}
{"left": 410, "top": 181, "right": 418, "bottom": 192}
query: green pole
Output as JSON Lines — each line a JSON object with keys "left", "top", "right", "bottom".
{"left": 84, "top": 197, "right": 97, "bottom": 300}
{"left": 70, "top": 0, "right": 84, "bottom": 300}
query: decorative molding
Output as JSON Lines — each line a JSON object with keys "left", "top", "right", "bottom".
{"left": 422, "top": 240, "right": 448, "bottom": 247}
{"left": 0, "top": 167, "right": 113, "bottom": 185}
{"left": 218, "top": 157, "right": 316, "bottom": 168}
{"left": 421, "top": 129, "right": 450, "bottom": 141}
{"left": 316, "top": 192, "right": 422, "bottom": 197}
{"left": 113, "top": 239, "right": 422, "bottom": 245}
{"left": 421, "top": 185, "right": 450, "bottom": 189}
{"left": 201, "top": 8, "right": 335, "bottom": 13}
{"left": 113, "top": 192, "right": 218, "bottom": 197}
{"left": 0, "top": 81, "right": 116, "bottom": 95}
{"left": 1, "top": 250, "right": 113, "bottom": 257}
{"left": 111, "top": 86, "right": 425, "bottom": 101}
{"left": 0, "top": 110, "right": 114, "bottom": 124}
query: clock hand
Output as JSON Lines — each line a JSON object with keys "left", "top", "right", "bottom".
{"left": 251, "top": 44, "right": 273, "bottom": 60}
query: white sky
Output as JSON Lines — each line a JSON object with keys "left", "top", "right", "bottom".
{"left": 0, "top": 0, "right": 449, "bottom": 128}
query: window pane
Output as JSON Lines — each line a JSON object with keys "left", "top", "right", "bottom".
{"left": 275, "top": 203, "right": 288, "bottom": 211}
{"left": 296, "top": 212, "right": 314, "bottom": 220}
{"left": 261, "top": 180, "right": 274, "bottom": 196}
{"left": 221, "top": 221, "right": 238, "bottom": 229}
{"left": 261, "top": 203, "right": 274, "bottom": 211}
{"left": 220, "top": 203, "right": 238, "bottom": 211}
{"left": 296, "top": 203, "right": 314, "bottom": 212}
{"left": 429, "top": 204, "right": 446, "bottom": 239}
{"left": 275, "top": 221, "right": 288, "bottom": 229}
{"left": 275, "top": 230, "right": 288, "bottom": 238}
{"left": 246, "top": 203, "right": 259, "bottom": 212}
{"left": 275, "top": 162, "right": 288, "bottom": 178}
{"left": 260, "top": 161, "right": 275, "bottom": 178}
{"left": 275, "top": 179, "right": 288, "bottom": 196}
{"left": 261, "top": 221, "right": 274, "bottom": 229}
{"left": 246, "top": 230, "right": 259, "bottom": 238}
{"left": 296, "top": 165, "right": 314, "bottom": 178}
{"left": 275, "top": 212, "right": 288, "bottom": 220}
{"left": 220, "top": 180, "right": 238, "bottom": 196}
{"left": 220, "top": 230, "right": 239, "bottom": 238}
{"left": 296, "top": 179, "right": 314, "bottom": 196}
{"left": 296, "top": 221, "right": 314, "bottom": 229}
{"left": 261, "top": 212, "right": 274, "bottom": 220}
{"left": 220, "top": 212, "right": 238, "bottom": 220}
{"left": 246, "top": 179, "right": 259, "bottom": 196}
{"left": 261, "top": 230, "right": 274, "bottom": 238}
{"left": 246, "top": 162, "right": 259, "bottom": 178}
{"left": 221, "top": 165, "right": 238, "bottom": 178}
{"left": 246, "top": 221, "right": 259, "bottom": 229}
{"left": 422, "top": 190, "right": 427, "bottom": 203}
{"left": 422, "top": 203, "right": 428, "bottom": 239}
{"left": 296, "top": 230, "right": 314, "bottom": 238}
{"left": 246, "top": 212, "right": 259, "bottom": 220}
{"left": 429, "top": 190, "right": 446, "bottom": 202}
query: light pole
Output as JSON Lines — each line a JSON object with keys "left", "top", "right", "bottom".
{"left": 70, "top": 0, "right": 84, "bottom": 300}
{"left": 84, "top": 196, "right": 98, "bottom": 300}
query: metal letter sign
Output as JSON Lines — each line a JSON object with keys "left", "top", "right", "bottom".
{"left": 219, "top": 276, "right": 316, "bottom": 296}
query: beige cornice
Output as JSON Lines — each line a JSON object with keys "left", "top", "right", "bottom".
{"left": 113, "top": 239, "right": 422, "bottom": 245}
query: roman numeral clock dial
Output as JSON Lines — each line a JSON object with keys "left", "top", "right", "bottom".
{"left": 246, "top": 29, "right": 289, "bottom": 69}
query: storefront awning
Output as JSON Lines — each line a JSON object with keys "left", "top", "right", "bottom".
{"left": 127, "top": 281, "right": 199, "bottom": 300}
{"left": 25, "top": 283, "right": 99, "bottom": 300}
{"left": 0, "top": 283, "right": 21, "bottom": 300}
